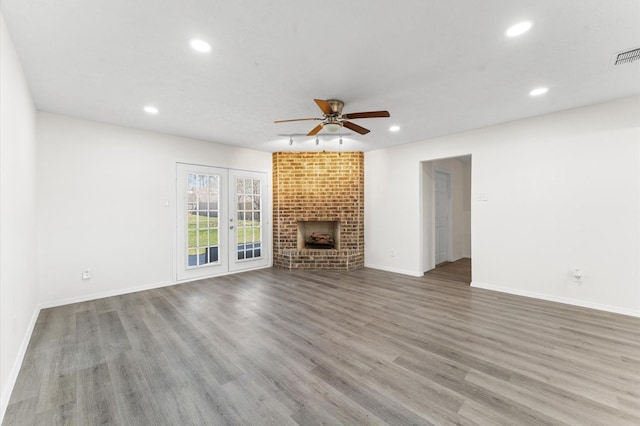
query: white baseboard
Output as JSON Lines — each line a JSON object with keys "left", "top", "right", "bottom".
{"left": 39, "top": 264, "right": 273, "bottom": 310}
{"left": 38, "top": 279, "right": 179, "bottom": 310}
{"left": 365, "top": 263, "right": 424, "bottom": 277}
{"left": 471, "top": 281, "right": 640, "bottom": 318}
{"left": 1, "top": 305, "right": 40, "bottom": 422}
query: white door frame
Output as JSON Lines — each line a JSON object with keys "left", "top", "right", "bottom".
{"left": 420, "top": 156, "right": 472, "bottom": 274}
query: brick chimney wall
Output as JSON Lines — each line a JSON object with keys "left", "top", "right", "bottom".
{"left": 272, "top": 151, "right": 364, "bottom": 270}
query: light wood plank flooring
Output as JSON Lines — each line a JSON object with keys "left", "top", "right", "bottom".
{"left": 428, "top": 258, "right": 472, "bottom": 284}
{"left": 4, "top": 263, "right": 640, "bottom": 425}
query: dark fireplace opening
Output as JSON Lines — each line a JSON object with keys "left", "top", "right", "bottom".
{"left": 305, "top": 232, "right": 335, "bottom": 249}
{"left": 297, "top": 221, "right": 340, "bottom": 250}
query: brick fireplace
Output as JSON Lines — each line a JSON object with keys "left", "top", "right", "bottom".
{"left": 273, "top": 151, "right": 364, "bottom": 270}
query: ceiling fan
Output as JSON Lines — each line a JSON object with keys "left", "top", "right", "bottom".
{"left": 274, "top": 99, "right": 390, "bottom": 136}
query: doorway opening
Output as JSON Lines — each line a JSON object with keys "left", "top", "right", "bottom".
{"left": 421, "top": 155, "right": 472, "bottom": 284}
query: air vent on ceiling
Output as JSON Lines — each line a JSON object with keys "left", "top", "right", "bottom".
{"left": 614, "top": 47, "right": 640, "bottom": 65}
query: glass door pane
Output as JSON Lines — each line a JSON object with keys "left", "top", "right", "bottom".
{"left": 186, "top": 173, "right": 220, "bottom": 267}
{"left": 235, "top": 178, "right": 262, "bottom": 260}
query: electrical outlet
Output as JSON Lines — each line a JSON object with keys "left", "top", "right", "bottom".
{"left": 572, "top": 268, "right": 582, "bottom": 283}
{"left": 82, "top": 269, "right": 91, "bottom": 280}
{"left": 390, "top": 249, "right": 395, "bottom": 257}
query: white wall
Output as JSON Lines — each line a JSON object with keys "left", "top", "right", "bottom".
{"left": 365, "top": 96, "right": 640, "bottom": 316}
{"left": 0, "top": 13, "right": 39, "bottom": 418}
{"left": 37, "top": 113, "right": 272, "bottom": 306}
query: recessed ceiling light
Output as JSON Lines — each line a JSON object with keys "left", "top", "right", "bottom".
{"left": 189, "top": 39, "right": 211, "bottom": 53}
{"left": 143, "top": 105, "right": 159, "bottom": 114}
{"left": 389, "top": 125, "right": 400, "bottom": 132}
{"left": 506, "top": 21, "right": 533, "bottom": 37}
{"left": 529, "top": 87, "right": 548, "bottom": 96}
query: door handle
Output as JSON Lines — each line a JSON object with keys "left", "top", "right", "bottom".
{"left": 230, "top": 226, "right": 234, "bottom": 229}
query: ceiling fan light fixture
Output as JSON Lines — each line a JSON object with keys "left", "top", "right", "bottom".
{"left": 323, "top": 122, "right": 341, "bottom": 133}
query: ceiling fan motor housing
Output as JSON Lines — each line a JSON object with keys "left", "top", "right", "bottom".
{"left": 326, "top": 99, "right": 344, "bottom": 116}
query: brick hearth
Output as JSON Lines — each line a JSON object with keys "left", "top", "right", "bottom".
{"left": 273, "top": 151, "right": 364, "bottom": 270}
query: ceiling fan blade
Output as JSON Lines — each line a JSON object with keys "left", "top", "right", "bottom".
{"left": 274, "top": 117, "right": 321, "bottom": 123}
{"left": 342, "top": 110, "right": 390, "bottom": 119}
{"left": 307, "top": 123, "right": 324, "bottom": 136}
{"left": 343, "top": 121, "right": 370, "bottom": 135}
{"left": 314, "top": 99, "right": 333, "bottom": 115}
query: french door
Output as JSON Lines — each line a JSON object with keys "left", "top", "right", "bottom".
{"left": 176, "top": 163, "right": 268, "bottom": 281}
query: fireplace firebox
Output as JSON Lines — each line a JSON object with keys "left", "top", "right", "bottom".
{"left": 298, "top": 221, "right": 340, "bottom": 250}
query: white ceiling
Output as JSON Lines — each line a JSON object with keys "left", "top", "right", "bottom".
{"left": 2, "top": 0, "right": 639, "bottom": 152}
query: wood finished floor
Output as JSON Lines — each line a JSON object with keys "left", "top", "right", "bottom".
{"left": 4, "top": 260, "right": 640, "bottom": 425}
{"left": 428, "top": 258, "right": 472, "bottom": 285}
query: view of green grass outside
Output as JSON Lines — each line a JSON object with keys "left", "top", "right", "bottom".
{"left": 237, "top": 226, "right": 261, "bottom": 244}
{"left": 188, "top": 213, "right": 217, "bottom": 229}
{"left": 187, "top": 212, "right": 261, "bottom": 254}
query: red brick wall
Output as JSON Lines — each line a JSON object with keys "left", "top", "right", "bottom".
{"left": 273, "top": 152, "right": 364, "bottom": 270}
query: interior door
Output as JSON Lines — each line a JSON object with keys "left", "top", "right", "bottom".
{"left": 435, "top": 170, "right": 451, "bottom": 265}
